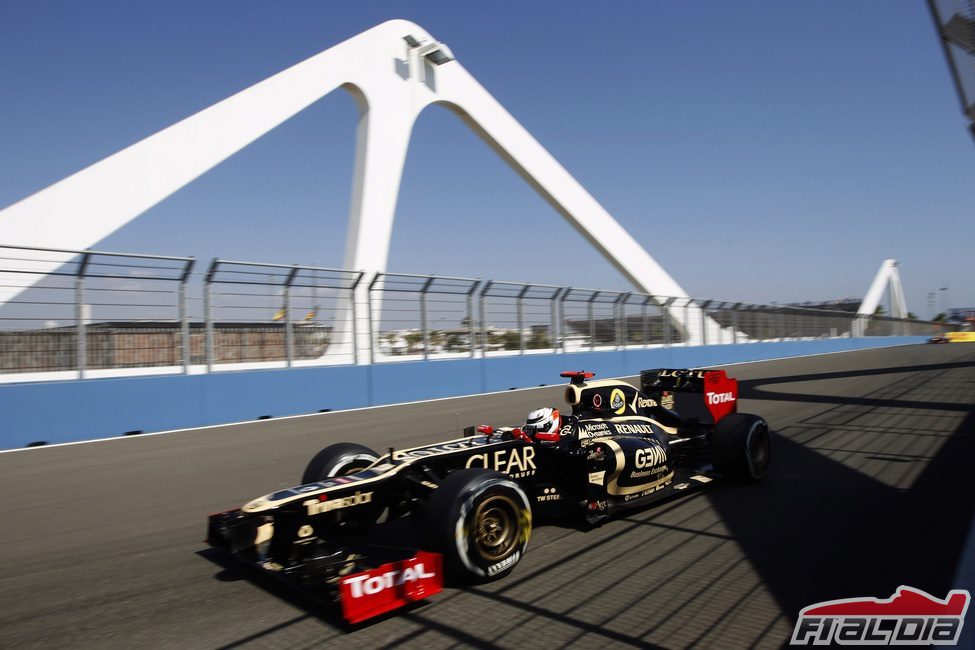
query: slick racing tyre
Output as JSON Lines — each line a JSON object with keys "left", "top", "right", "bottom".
{"left": 301, "top": 442, "right": 380, "bottom": 485}
{"left": 711, "top": 413, "right": 771, "bottom": 482}
{"left": 425, "top": 469, "right": 532, "bottom": 583}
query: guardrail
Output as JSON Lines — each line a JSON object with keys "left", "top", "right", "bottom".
{"left": 0, "top": 244, "right": 956, "bottom": 380}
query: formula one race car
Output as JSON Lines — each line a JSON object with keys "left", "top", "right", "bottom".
{"left": 207, "top": 368, "right": 770, "bottom": 624}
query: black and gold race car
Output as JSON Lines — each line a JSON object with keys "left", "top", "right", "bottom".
{"left": 207, "top": 368, "right": 771, "bottom": 623}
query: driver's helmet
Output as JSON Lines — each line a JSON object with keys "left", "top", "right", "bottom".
{"left": 523, "top": 407, "right": 561, "bottom": 441}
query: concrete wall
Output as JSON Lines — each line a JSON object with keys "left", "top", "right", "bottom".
{"left": 0, "top": 336, "right": 926, "bottom": 449}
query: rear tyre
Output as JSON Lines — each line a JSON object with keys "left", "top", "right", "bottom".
{"left": 711, "top": 413, "right": 771, "bottom": 482}
{"left": 425, "top": 469, "right": 532, "bottom": 583}
{"left": 301, "top": 442, "right": 380, "bottom": 485}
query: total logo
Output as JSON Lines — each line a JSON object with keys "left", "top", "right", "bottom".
{"left": 339, "top": 552, "right": 444, "bottom": 624}
{"left": 343, "top": 563, "right": 436, "bottom": 599}
{"left": 706, "top": 391, "right": 734, "bottom": 405}
{"left": 465, "top": 446, "right": 537, "bottom": 477}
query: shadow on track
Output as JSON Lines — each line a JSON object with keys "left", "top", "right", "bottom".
{"left": 739, "top": 359, "right": 975, "bottom": 412}
{"left": 710, "top": 399, "right": 975, "bottom": 625}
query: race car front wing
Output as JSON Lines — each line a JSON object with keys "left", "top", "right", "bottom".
{"left": 207, "top": 509, "right": 444, "bottom": 624}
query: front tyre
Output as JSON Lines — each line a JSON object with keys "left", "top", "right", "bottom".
{"left": 711, "top": 413, "right": 771, "bottom": 482}
{"left": 301, "top": 442, "right": 380, "bottom": 485}
{"left": 425, "top": 469, "right": 532, "bottom": 583}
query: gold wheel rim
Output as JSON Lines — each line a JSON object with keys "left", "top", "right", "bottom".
{"left": 472, "top": 494, "right": 519, "bottom": 562}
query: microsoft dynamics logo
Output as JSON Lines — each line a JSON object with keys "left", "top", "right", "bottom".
{"left": 790, "top": 586, "right": 970, "bottom": 646}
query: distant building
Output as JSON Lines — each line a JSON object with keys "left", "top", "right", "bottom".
{"left": 949, "top": 308, "right": 975, "bottom": 325}
{"left": 785, "top": 299, "right": 861, "bottom": 313}
{"left": 0, "top": 321, "right": 330, "bottom": 373}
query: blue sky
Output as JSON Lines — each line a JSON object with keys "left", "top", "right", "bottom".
{"left": 1, "top": 1, "right": 972, "bottom": 314}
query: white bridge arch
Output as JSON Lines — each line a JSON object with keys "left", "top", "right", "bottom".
{"left": 0, "top": 19, "right": 717, "bottom": 352}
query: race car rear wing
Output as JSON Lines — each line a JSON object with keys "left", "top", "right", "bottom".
{"left": 640, "top": 368, "right": 738, "bottom": 424}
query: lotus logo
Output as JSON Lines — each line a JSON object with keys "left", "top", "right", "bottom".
{"left": 610, "top": 388, "right": 626, "bottom": 415}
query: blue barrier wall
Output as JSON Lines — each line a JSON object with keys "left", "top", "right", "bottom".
{"left": 0, "top": 336, "right": 926, "bottom": 449}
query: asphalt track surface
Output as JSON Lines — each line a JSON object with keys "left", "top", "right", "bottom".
{"left": 2, "top": 343, "right": 975, "bottom": 649}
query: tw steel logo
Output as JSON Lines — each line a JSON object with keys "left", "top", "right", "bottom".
{"left": 465, "top": 446, "right": 537, "bottom": 477}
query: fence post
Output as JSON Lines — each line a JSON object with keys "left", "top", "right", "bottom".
{"left": 700, "top": 300, "right": 710, "bottom": 346}
{"left": 588, "top": 291, "right": 597, "bottom": 351}
{"left": 76, "top": 251, "right": 91, "bottom": 378}
{"left": 349, "top": 271, "right": 364, "bottom": 366}
{"left": 479, "top": 281, "right": 490, "bottom": 358}
{"left": 641, "top": 298, "right": 649, "bottom": 347}
{"left": 367, "top": 273, "right": 382, "bottom": 365}
{"left": 683, "top": 299, "right": 691, "bottom": 346}
{"left": 661, "top": 297, "right": 673, "bottom": 346}
{"left": 550, "top": 287, "right": 563, "bottom": 353}
{"left": 617, "top": 293, "right": 629, "bottom": 349}
{"left": 467, "top": 281, "right": 480, "bottom": 358}
{"left": 420, "top": 276, "right": 434, "bottom": 360}
{"left": 204, "top": 259, "right": 218, "bottom": 372}
{"left": 560, "top": 289, "right": 571, "bottom": 353}
{"left": 180, "top": 258, "right": 195, "bottom": 373}
{"left": 517, "top": 284, "right": 529, "bottom": 354}
{"left": 283, "top": 265, "right": 299, "bottom": 367}
{"left": 732, "top": 304, "right": 740, "bottom": 344}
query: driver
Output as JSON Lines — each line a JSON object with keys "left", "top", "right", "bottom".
{"left": 522, "top": 407, "right": 568, "bottom": 443}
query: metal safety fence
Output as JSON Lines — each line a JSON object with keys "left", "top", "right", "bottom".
{"left": 367, "top": 273, "right": 478, "bottom": 361}
{"left": 0, "top": 244, "right": 958, "bottom": 378}
{"left": 204, "top": 260, "right": 362, "bottom": 368}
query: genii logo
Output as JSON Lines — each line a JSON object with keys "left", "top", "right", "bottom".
{"left": 634, "top": 445, "right": 666, "bottom": 468}
{"left": 790, "top": 586, "right": 970, "bottom": 646}
{"left": 610, "top": 388, "right": 626, "bottom": 415}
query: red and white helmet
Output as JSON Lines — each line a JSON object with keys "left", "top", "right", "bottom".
{"left": 524, "top": 407, "right": 561, "bottom": 441}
